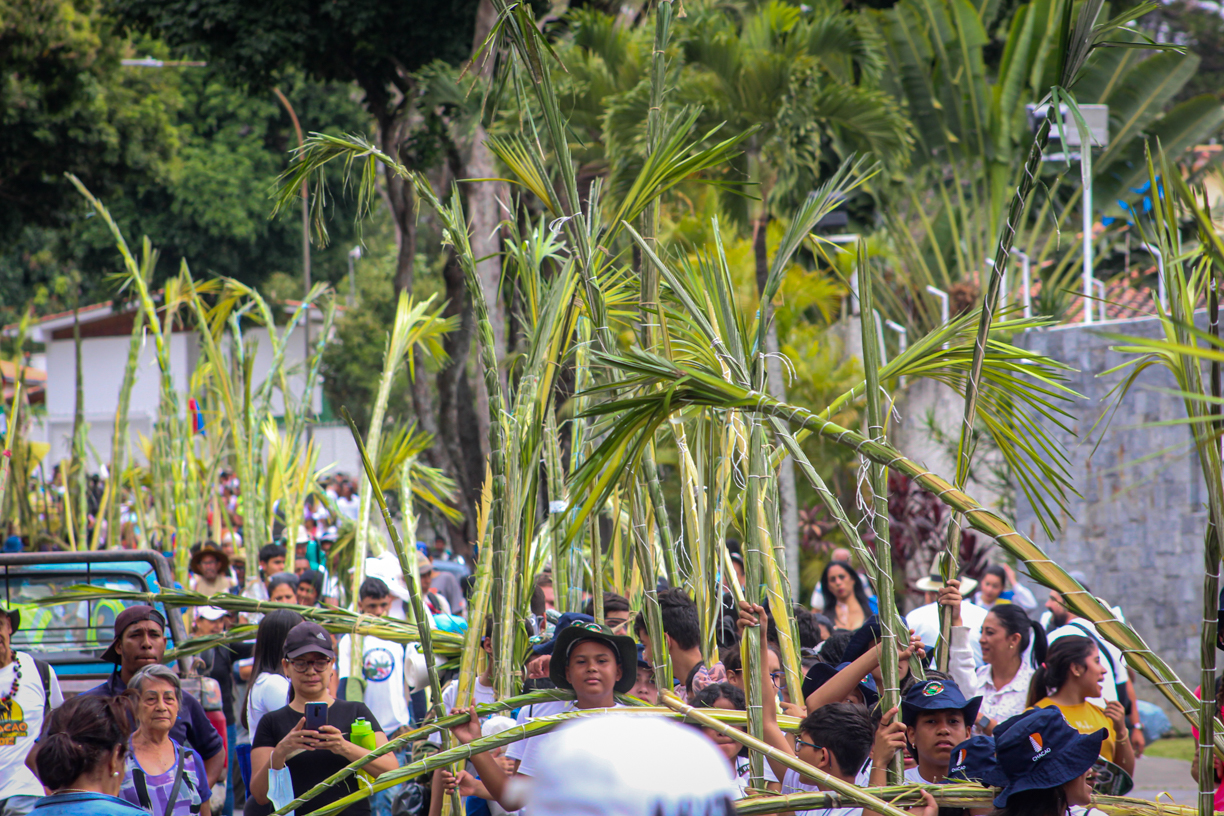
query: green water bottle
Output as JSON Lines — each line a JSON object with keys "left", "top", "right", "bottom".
{"left": 351, "top": 718, "right": 376, "bottom": 751}
{"left": 351, "top": 718, "right": 377, "bottom": 783}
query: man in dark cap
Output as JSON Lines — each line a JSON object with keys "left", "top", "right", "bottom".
{"left": 80, "top": 605, "right": 225, "bottom": 786}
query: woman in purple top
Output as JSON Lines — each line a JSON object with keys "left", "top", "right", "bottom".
{"left": 120, "top": 665, "right": 211, "bottom": 816}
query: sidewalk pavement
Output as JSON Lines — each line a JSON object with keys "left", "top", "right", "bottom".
{"left": 1130, "top": 755, "right": 1197, "bottom": 805}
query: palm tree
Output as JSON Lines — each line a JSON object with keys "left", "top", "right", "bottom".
{"left": 675, "top": 0, "right": 911, "bottom": 576}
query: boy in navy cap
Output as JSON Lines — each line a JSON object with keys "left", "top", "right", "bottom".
{"left": 740, "top": 601, "right": 938, "bottom": 816}
{"left": 869, "top": 676, "right": 982, "bottom": 786}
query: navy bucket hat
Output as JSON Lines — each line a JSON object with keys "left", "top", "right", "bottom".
{"left": 801, "top": 661, "right": 880, "bottom": 708}
{"left": 946, "top": 735, "right": 1006, "bottom": 787}
{"left": 901, "top": 677, "right": 982, "bottom": 727}
{"left": 993, "top": 707, "right": 1105, "bottom": 807}
{"left": 531, "top": 612, "right": 595, "bottom": 656}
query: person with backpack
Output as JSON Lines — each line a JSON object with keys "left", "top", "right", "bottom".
{"left": 0, "top": 602, "right": 62, "bottom": 816}
{"left": 120, "top": 664, "right": 211, "bottom": 816}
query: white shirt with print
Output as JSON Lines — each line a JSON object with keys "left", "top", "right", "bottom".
{"left": 0, "top": 653, "right": 63, "bottom": 799}
{"left": 338, "top": 633, "right": 411, "bottom": 733}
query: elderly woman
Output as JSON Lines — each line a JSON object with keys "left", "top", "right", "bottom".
{"left": 32, "top": 695, "right": 145, "bottom": 816}
{"left": 120, "top": 664, "right": 212, "bottom": 816}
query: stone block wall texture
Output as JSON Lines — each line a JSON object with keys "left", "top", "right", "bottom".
{"left": 1013, "top": 314, "right": 1209, "bottom": 722}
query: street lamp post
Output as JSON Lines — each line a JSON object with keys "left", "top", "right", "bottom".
{"left": 1014, "top": 250, "right": 1033, "bottom": 321}
{"left": 1027, "top": 103, "right": 1109, "bottom": 325}
{"left": 1141, "top": 243, "right": 1168, "bottom": 312}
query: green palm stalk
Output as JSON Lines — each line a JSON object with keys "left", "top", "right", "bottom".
{"left": 0, "top": 381, "right": 20, "bottom": 523}
{"left": 102, "top": 288, "right": 147, "bottom": 551}
{"left": 1098, "top": 150, "right": 1224, "bottom": 809}
{"left": 631, "top": 481, "right": 673, "bottom": 688}
{"left": 856, "top": 246, "right": 905, "bottom": 783}
{"left": 341, "top": 405, "right": 463, "bottom": 816}
{"left": 740, "top": 409, "right": 770, "bottom": 786}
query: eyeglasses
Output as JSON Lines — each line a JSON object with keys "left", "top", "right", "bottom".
{"left": 289, "top": 657, "right": 334, "bottom": 673}
{"left": 795, "top": 736, "right": 823, "bottom": 753}
{"left": 769, "top": 671, "right": 784, "bottom": 687}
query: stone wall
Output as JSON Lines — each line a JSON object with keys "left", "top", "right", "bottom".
{"left": 1013, "top": 314, "right": 1209, "bottom": 723}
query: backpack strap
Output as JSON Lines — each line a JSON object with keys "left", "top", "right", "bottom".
{"left": 32, "top": 657, "right": 51, "bottom": 711}
{"left": 163, "top": 742, "right": 186, "bottom": 816}
{"left": 131, "top": 760, "right": 154, "bottom": 812}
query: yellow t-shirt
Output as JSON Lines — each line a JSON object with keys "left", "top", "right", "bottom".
{"left": 1034, "top": 698, "right": 1116, "bottom": 761}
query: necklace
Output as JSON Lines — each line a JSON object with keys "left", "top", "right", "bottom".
{"left": 55, "top": 789, "right": 98, "bottom": 795}
{"left": 1, "top": 659, "right": 20, "bottom": 702}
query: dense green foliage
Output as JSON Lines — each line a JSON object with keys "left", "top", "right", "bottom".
{"left": 0, "top": 1, "right": 374, "bottom": 322}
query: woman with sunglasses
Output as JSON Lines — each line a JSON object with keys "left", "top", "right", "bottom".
{"left": 249, "top": 622, "right": 398, "bottom": 816}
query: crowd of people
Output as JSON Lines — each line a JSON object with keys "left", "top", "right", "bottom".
{"left": 0, "top": 533, "right": 1180, "bottom": 816}
{"left": 6, "top": 471, "right": 374, "bottom": 560}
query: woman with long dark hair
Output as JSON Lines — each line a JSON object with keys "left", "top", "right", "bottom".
{"left": 1027, "top": 635, "right": 1134, "bottom": 777}
{"left": 242, "top": 610, "right": 304, "bottom": 734}
{"left": 819, "top": 561, "right": 876, "bottom": 632}
{"left": 989, "top": 706, "right": 1102, "bottom": 816}
{"left": 32, "top": 695, "right": 145, "bottom": 816}
{"left": 951, "top": 603, "right": 1047, "bottom": 735}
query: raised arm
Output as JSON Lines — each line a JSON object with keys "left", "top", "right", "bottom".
{"left": 448, "top": 706, "right": 524, "bottom": 811}
{"left": 738, "top": 601, "right": 794, "bottom": 783}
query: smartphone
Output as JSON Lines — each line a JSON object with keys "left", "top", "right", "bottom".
{"left": 304, "top": 701, "right": 328, "bottom": 731}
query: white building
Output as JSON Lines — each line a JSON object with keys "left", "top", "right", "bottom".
{"left": 6, "top": 299, "right": 359, "bottom": 475}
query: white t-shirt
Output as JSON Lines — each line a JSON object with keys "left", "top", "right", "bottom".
{"left": 777, "top": 769, "right": 862, "bottom": 816}
{"left": 506, "top": 700, "right": 623, "bottom": 778}
{"left": 905, "top": 601, "right": 988, "bottom": 666}
{"left": 0, "top": 653, "right": 63, "bottom": 799}
{"left": 338, "top": 634, "right": 411, "bottom": 733}
{"left": 245, "top": 672, "right": 290, "bottom": 736}
{"left": 428, "top": 677, "right": 497, "bottom": 747}
{"left": 904, "top": 766, "right": 931, "bottom": 784}
{"left": 1048, "top": 619, "right": 1121, "bottom": 707}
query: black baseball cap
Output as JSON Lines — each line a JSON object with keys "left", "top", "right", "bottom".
{"left": 101, "top": 605, "right": 166, "bottom": 664}
{"left": 284, "top": 621, "right": 336, "bottom": 660}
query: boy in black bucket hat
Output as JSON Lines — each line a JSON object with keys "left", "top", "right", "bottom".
{"left": 447, "top": 621, "right": 636, "bottom": 813}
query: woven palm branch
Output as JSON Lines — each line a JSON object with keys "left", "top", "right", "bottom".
{"left": 575, "top": 348, "right": 1222, "bottom": 752}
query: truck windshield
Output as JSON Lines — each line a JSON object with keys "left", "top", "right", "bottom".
{"left": 6, "top": 573, "right": 149, "bottom": 656}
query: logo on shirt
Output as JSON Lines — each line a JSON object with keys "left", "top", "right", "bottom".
{"left": 922, "top": 681, "right": 944, "bottom": 697}
{"left": 0, "top": 699, "right": 28, "bottom": 745}
{"left": 363, "top": 648, "right": 395, "bottom": 683}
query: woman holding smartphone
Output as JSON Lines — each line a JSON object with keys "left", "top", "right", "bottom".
{"left": 248, "top": 622, "right": 399, "bottom": 816}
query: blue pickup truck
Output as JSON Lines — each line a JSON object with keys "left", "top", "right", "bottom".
{"left": 0, "top": 550, "right": 191, "bottom": 695}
